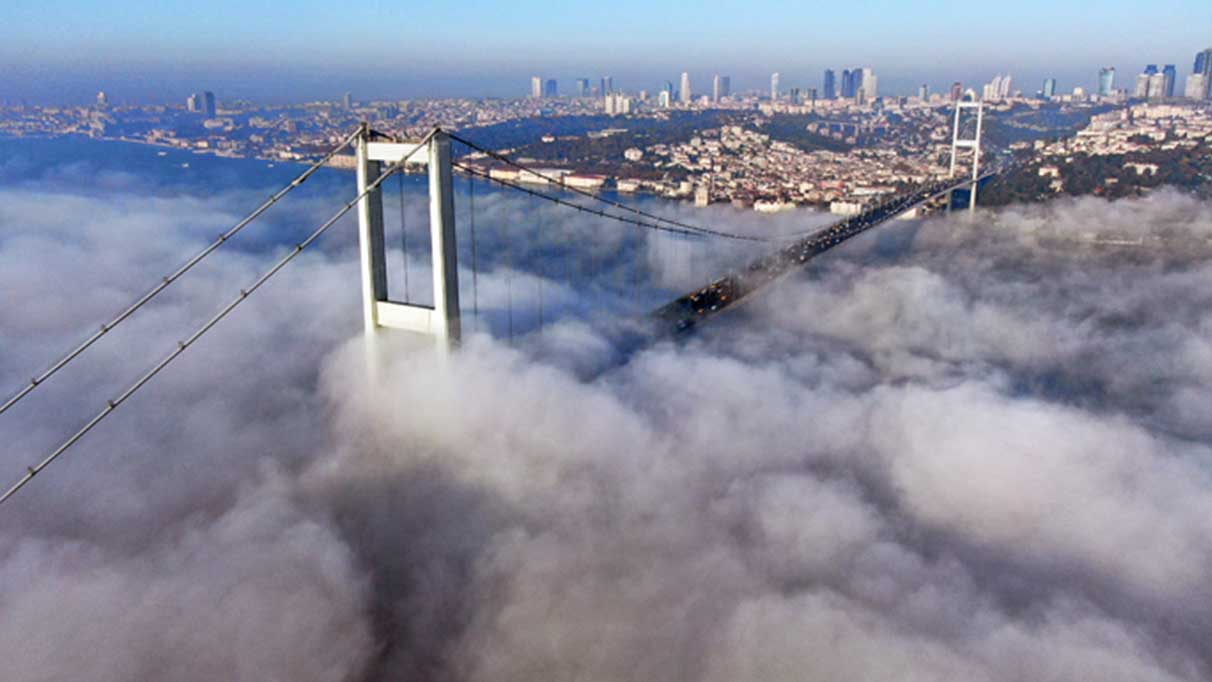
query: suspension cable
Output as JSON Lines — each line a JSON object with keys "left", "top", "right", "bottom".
{"left": 450, "top": 161, "right": 767, "bottom": 243}
{"left": 0, "top": 129, "right": 437, "bottom": 509}
{"left": 397, "top": 167, "right": 411, "bottom": 302}
{"left": 468, "top": 170, "right": 479, "bottom": 332}
{"left": 447, "top": 132, "right": 776, "bottom": 243}
{"left": 0, "top": 127, "right": 362, "bottom": 420}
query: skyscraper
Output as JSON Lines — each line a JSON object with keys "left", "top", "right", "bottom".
{"left": 1194, "top": 48, "right": 1212, "bottom": 100}
{"left": 949, "top": 82, "right": 963, "bottom": 102}
{"left": 823, "top": 70, "right": 836, "bottom": 100}
{"left": 1145, "top": 64, "right": 1158, "bottom": 75}
{"left": 1041, "top": 78, "right": 1056, "bottom": 99}
{"left": 1147, "top": 72, "right": 1166, "bottom": 99}
{"left": 202, "top": 91, "right": 216, "bottom": 117}
{"left": 1098, "top": 67, "right": 1115, "bottom": 97}
{"left": 680, "top": 72, "right": 692, "bottom": 104}
{"left": 861, "top": 68, "right": 877, "bottom": 101}
{"left": 576, "top": 78, "right": 590, "bottom": 97}
{"left": 95, "top": 91, "right": 108, "bottom": 108}
{"left": 788, "top": 87, "right": 800, "bottom": 104}
{"left": 719, "top": 76, "right": 731, "bottom": 98}
{"left": 599, "top": 77, "right": 608, "bottom": 96}
{"left": 605, "top": 76, "right": 614, "bottom": 94}
{"left": 1134, "top": 72, "right": 1151, "bottom": 98}
{"left": 712, "top": 74, "right": 721, "bottom": 102}
{"left": 1186, "top": 74, "right": 1208, "bottom": 100}
{"left": 342, "top": 92, "right": 352, "bottom": 109}
{"left": 1162, "top": 65, "right": 1176, "bottom": 98}
{"left": 544, "top": 79, "right": 558, "bottom": 97}
{"left": 770, "top": 72, "right": 780, "bottom": 101}
{"left": 531, "top": 77, "right": 543, "bottom": 98}
{"left": 186, "top": 93, "right": 200, "bottom": 112}
{"left": 917, "top": 84, "right": 928, "bottom": 100}
{"left": 840, "top": 69, "right": 852, "bottom": 98}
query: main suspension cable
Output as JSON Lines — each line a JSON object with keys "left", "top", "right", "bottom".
{"left": 450, "top": 161, "right": 768, "bottom": 243}
{"left": 0, "top": 129, "right": 437, "bottom": 509}
{"left": 447, "top": 132, "right": 775, "bottom": 243}
{"left": 0, "top": 128, "right": 362, "bottom": 419}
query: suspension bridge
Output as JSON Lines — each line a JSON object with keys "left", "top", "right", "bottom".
{"left": 0, "top": 102, "right": 1002, "bottom": 507}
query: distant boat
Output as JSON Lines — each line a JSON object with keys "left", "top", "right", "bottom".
{"left": 181, "top": 162, "right": 190, "bottom": 168}
{"left": 267, "top": 163, "right": 275, "bottom": 168}
{"left": 157, "top": 151, "right": 168, "bottom": 156}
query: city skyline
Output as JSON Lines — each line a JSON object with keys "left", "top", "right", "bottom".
{"left": 1, "top": 0, "right": 1209, "bottom": 103}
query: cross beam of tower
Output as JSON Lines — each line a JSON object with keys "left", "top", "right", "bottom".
{"left": 356, "top": 125, "right": 461, "bottom": 367}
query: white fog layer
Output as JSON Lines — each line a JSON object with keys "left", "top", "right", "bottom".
{"left": 2, "top": 183, "right": 1211, "bottom": 681}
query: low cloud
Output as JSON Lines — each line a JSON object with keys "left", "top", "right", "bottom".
{"left": 1, "top": 174, "right": 1211, "bottom": 681}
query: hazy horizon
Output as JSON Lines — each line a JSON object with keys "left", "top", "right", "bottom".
{"left": 2, "top": 0, "right": 1209, "bottom": 104}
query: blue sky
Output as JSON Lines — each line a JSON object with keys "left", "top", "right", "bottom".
{"left": 1, "top": 0, "right": 1209, "bottom": 103}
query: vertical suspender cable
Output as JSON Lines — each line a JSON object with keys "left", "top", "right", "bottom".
{"left": 534, "top": 198, "right": 544, "bottom": 333}
{"left": 468, "top": 171, "right": 479, "bottom": 334}
{"left": 397, "top": 168, "right": 410, "bottom": 303}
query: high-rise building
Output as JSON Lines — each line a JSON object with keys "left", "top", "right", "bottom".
{"left": 1147, "top": 72, "right": 1166, "bottom": 99}
{"left": 186, "top": 93, "right": 200, "bottom": 112}
{"left": 712, "top": 74, "right": 721, "bottom": 102}
{"left": 1186, "top": 74, "right": 1207, "bottom": 100}
{"left": 680, "top": 72, "right": 691, "bottom": 104}
{"left": 1194, "top": 48, "right": 1212, "bottom": 100}
{"left": 1197, "top": 48, "right": 1212, "bottom": 75}
{"left": 1042, "top": 78, "right": 1056, "bottom": 99}
{"left": 807, "top": 88, "right": 818, "bottom": 105}
{"left": 342, "top": 92, "right": 352, "bottom": 109}
{"left": 823, "top": 70, "right": 836, "bottom": 99}
{"left": 95, "top": 91, "right": 108, "bottom": 108}
{"left": 604, "top": 93, "right": 632, "bottom": 115}
{"left": 840, "top": 69, "right": 852, "bottom": 98}
{"left": 1162, "top": 65, "right": 1176, "bottom": 98}
{"left": 982, "top": 74, "right": 1011, "bottom": 101}
{"left": 788, "top": 87, "right": 800, "bottom": 104}
{"left": 658, "top": 89, "right": 672, "bottom": 108}
{"left": 720, "top": 76, "right": 731, "bottom": 98}
{"left": 1144, "top": 64, "right": 1158, "bottom": 75}
{"left": 949, "top": 82, "right": 963, "bottom": 102}
{"left": 1098, "top": 67, "right": 1115, "bottom": 97}
{"left": 917, "top": 84, "right": 928, "bottom": 100}
{"left": 202, "top": 91, "right": 216, "bottom": 117}
{"left": 599, "top": 77, "right": 608, "bottom": 96}
{"left": 544, "top": 79, "right": 558, "bottom": 97}
{"left": 605, "top": 76, "right": 614, "bottom": 94}
{"left": 770, "top": 72, "right": 780, "bottom": 101}
{"left": 531, "top": 77, "right": 543, "bottom": 98}
{"left": 1134, "top": 72, "right": 1151, "bottom": 98}
{"left": 575, "top": 78, "right": 590, "bottom": 97}
{"left": 861, "top": 68, "right": 877, "bottom": 101}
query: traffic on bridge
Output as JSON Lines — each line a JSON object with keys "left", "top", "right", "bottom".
{"left": 657, "top": 166, "right": 1010, "bottom": 331}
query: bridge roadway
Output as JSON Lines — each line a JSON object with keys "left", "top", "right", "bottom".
{"left": 654, "top": 170, "right": 1003, "bottom": 332}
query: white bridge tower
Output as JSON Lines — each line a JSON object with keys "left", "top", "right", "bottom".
{"left": 355, "top": 124, "right": 460, "bottom": 371}
{"left": 948, "top": 99, "right": 984, "bottom": 214}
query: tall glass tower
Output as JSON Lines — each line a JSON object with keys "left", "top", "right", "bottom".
{"left": 1098, "top": 67, "right": 1115, "bottom": 97}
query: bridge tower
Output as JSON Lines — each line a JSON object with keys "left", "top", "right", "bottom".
{"left": 355, "top": 124, "right": 460, "bottom": 371}
{"left": 948, "top": 100, "right": 983, "bottom": 214}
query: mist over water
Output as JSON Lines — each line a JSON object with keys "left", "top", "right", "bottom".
{"left": 2, "top": 140, "right": 1212, "bottom": 681}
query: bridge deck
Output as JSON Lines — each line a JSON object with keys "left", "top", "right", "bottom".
{"left": 653, "top": 171, "right": 1001, "bottom": 331}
